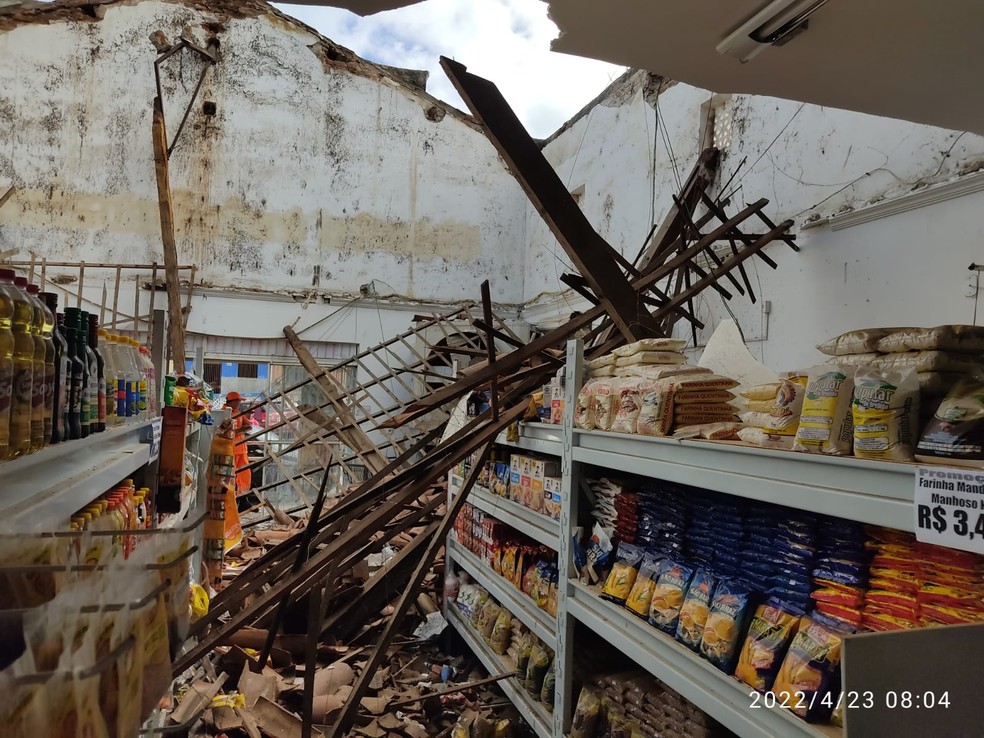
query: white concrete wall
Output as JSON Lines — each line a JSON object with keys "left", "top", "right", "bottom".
{"left": 524, "top": 73, "right": 984, "bottom": 372}
{"left": 0, "top": 0, "right": 528, "bottom": 312}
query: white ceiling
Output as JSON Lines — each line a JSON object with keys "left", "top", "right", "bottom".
{"left": 317, "top": 0, "right": 984, "bottom": 135}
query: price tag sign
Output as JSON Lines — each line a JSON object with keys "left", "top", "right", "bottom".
{"left": 147, "top": 416, "right": 163, "bottom": 463}
{"left": 914, "top": 466, "right": 984, "bottom": 554}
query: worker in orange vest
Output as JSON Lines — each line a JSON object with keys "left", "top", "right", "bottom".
{"left": 223, "top": 391, "right": 253, "bottom": 495}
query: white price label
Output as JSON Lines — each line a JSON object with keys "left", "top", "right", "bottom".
{"left": 147, "top": 416, "right": 163, "bottom": 462}
{"left": 914, "top": 465, "right": 984, "bottom": 553}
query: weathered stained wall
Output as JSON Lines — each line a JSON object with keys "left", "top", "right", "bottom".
{"left": 0, "top": 0, "right": 528, "bottom": 308}
{"left": 523, "top": 71, "right": 984, "bottom": 371}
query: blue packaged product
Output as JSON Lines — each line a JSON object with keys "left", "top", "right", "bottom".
{"left": 648, "top": 560, "right": 695, "bottom": 634}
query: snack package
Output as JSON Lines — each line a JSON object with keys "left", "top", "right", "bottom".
{"left": 611, "top": 379, "right": 647, "bottom": 434}
{"left": 592, "top": 380, "right": 616, "bottom": 432}
{"left": 571, "top": 687, "right": 602, "bottom": 738}
{"left": 575, "top": 380, "right": 598, "bottom": 430}
{"left": 602, "top": 543, "right": 644, "bottom": 605}
{"left": 525, "top": 641, "right": 552, "bottom": 697}
{"left": 771, "top": 616, "right": 845, "bottom": 722}
{"left": 700, "top": 579, "right": 754, "bottom": 673}
{"left": 794, "top": 366, "right": 856, "bottom": 455}
{"left": 852, "top": 367, "right": 919, "bottom": 461}
{"left": 490, "top": 608, "right": 512, "bottom": 655}
{"left": 648, "top": 560, "right": 695, "bottom": 634}
{"left": 676, "top": 569, "right": 717, "bottom": 651}
{"left": 735, "top": 599, "right": 802, "bottom": 692}
{"left": 625, "top": 553, "right": 663, "bottom": 618}
{"left": 636, "top": 381, "right": 673, "bottom": 437}
{"left": 917, "top": 373, "right": 984, "bottom": 465}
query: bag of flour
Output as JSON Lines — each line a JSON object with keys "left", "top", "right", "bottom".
{"left": 794, "top": 366, "right": 856, "bottom": 455}
{"left": 852, "top": 367, "right": 919, "bottom": 461}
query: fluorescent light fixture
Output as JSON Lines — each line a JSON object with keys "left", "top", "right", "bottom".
{"left": 717, "top": 0, "right": 830, "bottom": 63}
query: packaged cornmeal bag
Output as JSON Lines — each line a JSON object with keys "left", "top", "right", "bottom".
{"left": 735, "top": 598, "right": 802, "bottom": 692}
{"left": 676, "top": 569, "right": 717, "bottom": 651}
{"left": 648, "top": 560, "right": 695, "bottom": 634}
{"left": 852, "top": 367, "right": 918, "bottom": 461}
{"left": 701, "top": 579, "right": 754, "bottom": 673}
{"left": 771, "top": 615, "right": 846, "bottom": 722}
{"left": 794, "top": 366, "right": 856, "bottom": 455}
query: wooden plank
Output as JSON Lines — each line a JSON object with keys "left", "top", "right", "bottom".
{"left": 152, "top": 99, "right": 187, "bottom": 369}
{"left": 480, "top": 280, "right": 499, "bottom": 420}
{"left": 283, "top": 326, "right": 389, "bottom": 475}
{"left": 0, "top": 186, "right": 14, "bottom": 211}
{"left": 329, "top": 440, "right": 495, "bottom": 736}
{"left": 441, "top": 57, "right": 658, "bottom": 342}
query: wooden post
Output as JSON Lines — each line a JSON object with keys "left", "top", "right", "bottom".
{"left": 111, "top": 266, "right": 121, "bottom": 328}
{"left": 152, "top": 98, "right": 187, "bottom": 369}
{"left": 77, "top": 261, "right": 85, "bottom": 309}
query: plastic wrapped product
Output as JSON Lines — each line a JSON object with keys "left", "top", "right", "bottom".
{"left": 625, "top": 553, "right": 664, "bottom": 618}
{"left": 736, "top": 427, "right": 795, "bottom": 449}
{"left": 586, "top": 354, "right": 616, "bottom": 370}
{"left": 672, "top": 422, "right": 742, "bottom": 440}
{"left": 876, "top": 325, "right": 984, "bottom": 354}
{"left": 742, "top": 381, "right": 804, "bottom": 417}
{"left": 592, "top": 380, "right": 616, "bottom": 432}
{"left": 917, "top": 373, "right": 984, "bottom": 464}
{"left": 489, "top": 608, "right": 512, "bottom": 655}
{"left": 740, "top": 383, "right": 782, "bottom": 401}
{"left": 871, "top": 350, "right": 984, "bottom": 374}
{"left": 478, "top": 601, "right": 501, "bottom": 641}
{"left": 648, "top": 560, "right": 695, "bottom": 634}
{"left": 611, "top": 379, "right": 648, "bottom": 434}
{"left": 852, "top": 367, "right": 919, "bottom": 461}
{"left": 735, "top": 599, "right": 802, "bottom": 692}
{"left": 636, "top": 381, "right": 674, "bottom": 437}
{"left": 676, "top": 569, "right": 717, "bottom": 651}
{"left": 793, "top": 366, "right": 856, "bottom": 455}
{"left": 602, "top": 543, "right": 644, "bottom": 605}
{"left": 570, "top": 687, "right": 602, "bottom": 738}
{"left": 674, "top": 375, "right": 740, "bottom": 392}
{"left": 700, "top": 579, "right": 754, "bottom": 673}
{"left": 525, "top": 641, "right": 552, "bottom": 697}
{"left": 614, "top": 351, "right": 687, "bottom": 367}
{"left": 817, "top": 328, "right": 903, "bottom": 356}
{"left": 614, "top": 338, "right": 689, "bottom": 357}
{"left": 619, "top": 364, "right": 711, "bottom": 381}
{"left": 771, "top": 615, "right": 846, "bottom": 722}
{"left": 575, "top": 380, "right": 599, "bottom": 430}
{"left": 540, "top": 661, "right": 556, "bottom": 710}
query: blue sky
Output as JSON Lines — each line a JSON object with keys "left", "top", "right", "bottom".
{"left": 274, "top": 0, "right": 625, "bottom": 139}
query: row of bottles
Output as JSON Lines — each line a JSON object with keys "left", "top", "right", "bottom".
{"left": 70, "top": 478, "right": 152, "bottom": 564}
{"left": 0, "top": 268, "right": 160, "bottom": 462}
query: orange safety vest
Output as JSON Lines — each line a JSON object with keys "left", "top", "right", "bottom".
{"left": 225, "top": 406, "right": 252, "bottom": 494}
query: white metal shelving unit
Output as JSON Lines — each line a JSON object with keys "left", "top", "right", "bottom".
{"left": 445, "top": 604, "right": 555, "bottom": 738}
{"left": 0, "top": 419, "right": 157, "bottom": 525}
{"left": 495, "top": 422, "right": 564, "bottom": 457}
{"left": 446, "top": 339, "right": 983, "bottom": 738}
{"left": 449, "top": 474, "right": 562, "bottom": 550}
{"left": 574, "top": 429, "right": 916, "bottom": 532}
{"left": 447, "top": 537, "right": 557, "bottom": 647}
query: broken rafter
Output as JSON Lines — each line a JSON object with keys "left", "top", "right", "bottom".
{"left": 441, "top": 57, "right": 659, "bottom": 342}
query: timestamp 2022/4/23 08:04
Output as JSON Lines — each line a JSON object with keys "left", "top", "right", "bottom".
{"left": 749, "top": 690, "right": 951, "bottom": 711}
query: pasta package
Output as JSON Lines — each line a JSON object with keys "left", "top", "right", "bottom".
{"left": 771, "top": 616, "right": 845, "bottom": 722}
{"left": 636, "top": 381, "right": 673, "bottom": 437}
{"left": 625, "top": 553, "right": 664, "bottom": 618}
{"left": 602, "top": 543, "right": 644, "bottom": 605}
{"left": 614, "top": 338, "right": 688, "bottom": 357}
{"left": 570, "top": 687, "right": 602, "bottom": 738}
{"left": 852, "top": 367, "right": 919, "bottom": 461}
{"left": 794, "top": 366, "right": 856, "bottom": 455}
{"left": 701, "top": 580, "right": 754, "bottom": 673}
{"left": 676, "top": 570, "right": 717, "bottom": 651}
{"left": 648, "top": 561, "right": 694, "bottom": 634}
{"left": 735, "top": 599, "right": 801, "bottom": 692}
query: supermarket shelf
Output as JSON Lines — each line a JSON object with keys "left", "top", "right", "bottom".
{"left": 446, "top": 604, "right": 554, "bottom": 738}
{"left": 0, "top": 420, "right": 155, "bottom": 526}
{"left": 496, "top": 422, "right": 563, "bottom": 457}
{"left": 447, "top": 537, "right": 557, "bottom": 648}
{"left": 567, "top": 581, "right": 840, "bottom": 738}
{"left": 451, "top": 476, "right": 562, "bottom": 550}
{"left": 574, "top": 430, "right": 914, "bottom": 531}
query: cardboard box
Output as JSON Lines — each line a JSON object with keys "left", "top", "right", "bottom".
{"left": 543, "top": 476, "right": 563, "bottom": 520}
{"left": 550, "top": 383, "right": 566, "bottom": 425}
{"left": 156, "top": 406, "right": 188, "bottom": 513}
{"left": 520, "top": 456, "right": 533, "bottom": 507}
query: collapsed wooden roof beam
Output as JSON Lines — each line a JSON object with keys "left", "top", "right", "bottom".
{"left": 441, "top": 57, "right": 659, "bottom": 342}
